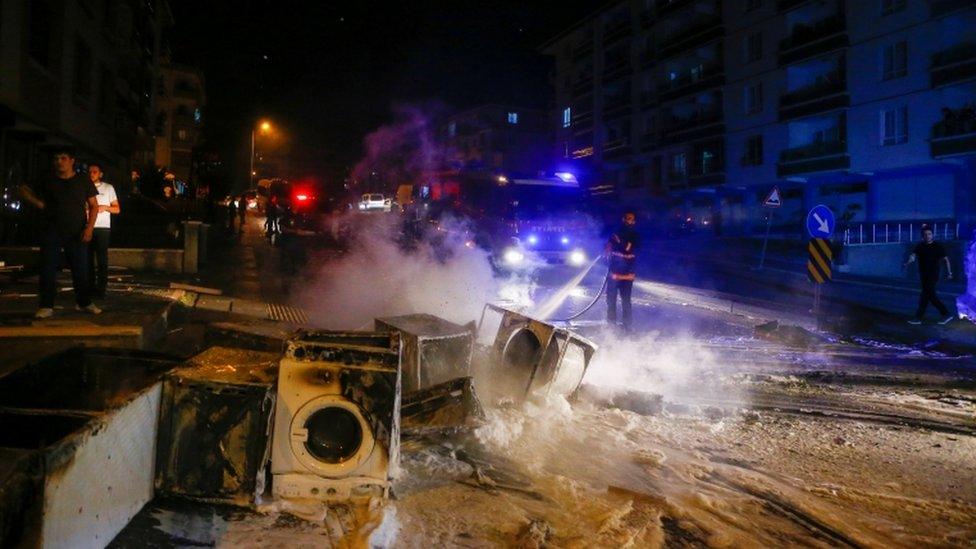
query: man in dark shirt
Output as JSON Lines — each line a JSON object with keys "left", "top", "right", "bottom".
{"left": 606, "top": 211, "right": 639, "bottom": 331}
{"left": 18, "top": 147, "right": 101, "bottom": 318}
{"left": 904, "top": 225, "right": 954, "bottom": 325}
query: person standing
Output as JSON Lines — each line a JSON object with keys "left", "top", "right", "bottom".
{"left": 237, "top": 195, "right": 247, "bottom": 233}
{"left": 87, "top": 163, "right": 120, "bottom": 299}
{"left": 904, "top": 225, "right": 954, "bottom": 325}
{"left": 606, "top": 211, "right": 639, "bottom": 331}
{"left": 17, "top": 147, "right": 100, "bottom": 318}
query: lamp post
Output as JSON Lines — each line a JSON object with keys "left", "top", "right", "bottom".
{"left": 249, "top": 120, "right": 272, "bottom": 188}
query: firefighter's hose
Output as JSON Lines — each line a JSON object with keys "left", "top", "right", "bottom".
{"left": 550, "top": 262, "right": 611, "bottom": 322}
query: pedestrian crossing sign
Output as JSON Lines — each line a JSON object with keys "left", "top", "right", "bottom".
{"left": 763, "top": 187, "right": 782, "bottom": 208}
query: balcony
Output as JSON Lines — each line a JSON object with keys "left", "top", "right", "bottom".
{"left": 931, "top": 42, "right": 976, "bottom": 88}
{"left": 657, "top": 61, "right": 724, "bottom": 102}
{"left": 779, "top": 14, "right": 848, "bottom": 66}
{"left": 603, "top": 19, "right": 631, "bottom": 44}
{"left": 573, "top": 75, "right": 594, "bottom": 96}
{"left": 641, "top": 133, "right": 657, "bottom": 150}
{"left": 656, "top": 0, "right": 696, "bottom": 17}
{"left": 603, "top": 94, "right": 632, "bottom": 117}
{"left": 640, "top": 91, "right": 657, "bottom": 108}
{"left": 931, "top": 0, "right": 975, "bottom": 17}
{"left": 571, "top": 108, "right": 593, "bottom": 130}
{"left": 603, "top": 138, "right": 632, "bottom": 160}
{"left": 640, "top": 10, "right": 654, "bottom": 28}
{"left": 573, "top": 41, "right": 594, "bottom": 61}
{"left": 661, "top": 109, "right": 724, "bottom": 145}
{"left": 777, "top": 139, "right": 849, "bottom": 176}
{"left": 688, "top": 162, "right": 725, "bottom": 186}
{"left": 641, "top": 49, "right": 656, "bottom": 68}
{"left": 777, "top": 0, "right": 811, "bottom": 11}
{"left": 931, "top": 113, "right": 976, "bottom": 158}
{"left": 658, "top": 15, "right": 723, "bottom": 59}
{"left": 602, "top": 57, "right": 630, "bottom": 81}
{"left": 778, "top": 74, "right": 849, "bottom": 121}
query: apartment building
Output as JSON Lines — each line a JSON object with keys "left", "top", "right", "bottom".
{"left": 543, "top": 0, "right": 976, "bottom": 234}
{"left": 440, "top": 104, "right": 550, "bottom": 174}
{"left": 0, "top": 0, "right": 171, "bottom": 194}
{"left": 154, "top": 63, "right": 204, "bottom": 183}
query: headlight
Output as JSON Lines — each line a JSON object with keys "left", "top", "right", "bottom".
{"left": 503, "top": 248, "right": 524, "bottom": 265}
{"left": 560, "top": 236, "right": 570, "bottom": 245}
{"left": 358, "top": 203, "right": 366, "bottom": 210}
{"left": 569, "top": 250, "right": 586, "bottom": 266}
{"left": 527, "top": 235, "right": 538, "bottom": 245}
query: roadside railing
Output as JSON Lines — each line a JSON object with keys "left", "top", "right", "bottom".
{"left": 843, "top": 221, "right": 961, "bottom": 245}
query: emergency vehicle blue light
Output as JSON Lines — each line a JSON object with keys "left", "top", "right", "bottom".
{"left": 554, "top": 172, "right": 577, "bottom": 183}
{"left": 560, "top": 236, "right": 570, "bottom": 245}
{"left": 527, "top": 235, "right": 539, "bottom": 245}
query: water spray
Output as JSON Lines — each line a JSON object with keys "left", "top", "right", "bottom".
{"left": 534, "top": 256, "right": 610, "bottom": 322}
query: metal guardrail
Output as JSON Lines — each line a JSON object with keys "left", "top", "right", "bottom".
{"left": 843, "top": 221, "right": 961, "bottom": 245}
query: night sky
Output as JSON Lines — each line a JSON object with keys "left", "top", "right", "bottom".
{"left": 170, "top": 1, "right": 598, "bottom": 183}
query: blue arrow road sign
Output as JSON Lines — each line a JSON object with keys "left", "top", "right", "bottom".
{"left": 806, "top": 205, "right": 835, "bottom": 239}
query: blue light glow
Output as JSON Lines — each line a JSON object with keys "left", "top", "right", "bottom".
{"left": 561, "top": 236, "right": 570, "bottom": 245}
{"left": 527, "top": 235, "right": 539, "bottom": 245}
{"left": 554, "top": 172, "right": 577, "bottom": 183}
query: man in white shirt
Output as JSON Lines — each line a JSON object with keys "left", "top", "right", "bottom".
{"left": 87, "top": 163, "right": 120, "bottom": 299}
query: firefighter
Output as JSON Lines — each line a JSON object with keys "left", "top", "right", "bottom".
{"left": 606, "top": 211, "right": 638, "bottom": 331}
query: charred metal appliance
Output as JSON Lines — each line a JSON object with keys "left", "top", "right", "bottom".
{"left": 271, "top": 331, "right": 401, "bottom": 502}
{"left": 155, "top": 346, "right": 279, "bottom": 505}
{"left": 374, "top": 314, "right": 473, "bottom": 393}
{"left": 476, "top": 304, "right": 597, "bottom": 399}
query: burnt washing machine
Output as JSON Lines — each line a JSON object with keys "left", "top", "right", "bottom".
{"left": 475, "top": 304, "right": 597, "bottom": 401}
{"left": 271, "top": 331, "right": 402, "bottom": 502}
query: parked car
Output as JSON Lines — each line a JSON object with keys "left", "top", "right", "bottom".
{"left": 358, "top": 193, "right": 392, "bottom": 212}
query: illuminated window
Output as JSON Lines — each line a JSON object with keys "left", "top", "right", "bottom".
{"left": 562, "top": 107, "right": 571, "bottom": 128}
{"left": 177, "top": 129, "right": 188, "bottom": 141}
{"left": 881, "top": 106, "right": 908, "bottom": 145}
{"left": 882, "top": 41, "right": 907, "bottom": 80}
{"left": 507, "top": 112, "right": 518, "bottom": 124}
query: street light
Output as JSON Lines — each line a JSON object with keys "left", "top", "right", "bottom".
{"left": 250, "top": 119, "right": 273, "bottom": 188}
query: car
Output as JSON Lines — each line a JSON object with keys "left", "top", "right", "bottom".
{"left": 358, "top": 193, "right": 392, "bottom": 212}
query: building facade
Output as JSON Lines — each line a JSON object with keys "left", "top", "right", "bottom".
{"left": 543, "top": 0, "right": 976, "bottom": 235}
{"left": 153, "top": 63, "right": 204, "bottom": 184}
{"left": 0, "top": 0, "right": 171, "bottom": 196}
{"left": 440, "top": 104, "right": 550, "bottom": 175}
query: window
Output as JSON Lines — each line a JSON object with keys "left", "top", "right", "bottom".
{"left": 177, "top": 129, "right": 188, "bottom": 141}
{"left": 73, "top": 37, "right": 92, "bottom": 99}
{"left": 507, "top": 112, "right": 519, "bottom": 124}
{"left": 194, "top": 108, "right": 202, "bottom": 123}
{"left": 745, "top": 83, "right": 763, "bottom": 114}
{"left": 882, "top": 41, "right": 907, "bottom": 80}
{"left": 746, "top": 0, "right": 762, "bottom": 11}
{"left": 671, "top": 153, "right": 687, "bottom": 176}
{"left": 881, "top": 106, "right": 908, "bottom": 145}
{"left": 744, "top": 135, "right": 764, "bottom": 165}
{"left": 881, "top": 0, "right": 905, "bottom": 15}
{"left": 447, "top": 121, "right": 456, "bottom": 137}
{"left": 745, "top": 32, "right": 762, "bottom": 63}
{"left": 563, "top": 107, "right": 572, "bottom": 128}
{"left": 28, "top": 0, "right": 53, "bottom": 67}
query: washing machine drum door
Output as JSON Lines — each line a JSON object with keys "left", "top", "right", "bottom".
{"left": 304, "top": 406, "right": 363, "bottom": 463}
{"left": 290, "top": 395, "right": 376, "bottom": 476}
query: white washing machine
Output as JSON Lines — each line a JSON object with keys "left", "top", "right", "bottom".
{"left": 271, "top": 331, "right": 401, "bottom": 502}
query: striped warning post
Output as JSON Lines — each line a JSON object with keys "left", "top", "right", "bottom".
{"left": 807, "top": 238, "right": 832, "bottom": 284}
